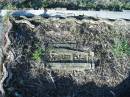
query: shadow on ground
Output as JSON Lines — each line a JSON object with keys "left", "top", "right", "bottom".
{"left": 6, "top": 63, "right": 130, "bottom": 97}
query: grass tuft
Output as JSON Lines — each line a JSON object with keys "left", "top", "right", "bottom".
{"left": 112, "top": 39, "right": 130, "bottom": 57}
{"left": 32, "top": 48, "right": 43, "bottom": 62}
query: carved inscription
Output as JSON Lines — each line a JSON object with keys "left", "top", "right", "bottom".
{"left": 45, "top": 43, "right": 95, "bottom": 70}
{"left": 47, "top": 52, "right": 94, "bottom": 62}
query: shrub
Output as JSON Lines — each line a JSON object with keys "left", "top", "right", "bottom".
{"left": 86, "top": 2, "right": 96, "bottom": 9}
{"left": 1, "top": 0, "right": 130, "bottom": 11}
{"left": 109, "top": 1, "right": 123, "bottom": 11}
{"left": 96, "top": 4, "right": 105, "bottom": 11}
{"left": 2, "top": 3, "right": 16, "bottom": 9}
{"left": 124, "top": 2, "right": 130, "bottom": 10}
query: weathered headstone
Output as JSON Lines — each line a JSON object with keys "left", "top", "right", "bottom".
{"left": 44, "top": 42, "right": 95, "bottom": 71}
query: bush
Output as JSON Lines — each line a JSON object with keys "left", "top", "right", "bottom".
{"left": 107, "top": 3, "right": 122, "bottom": 11}
{"left": 86, "top": 2, "right": 96, "bottom": 9}
{"left": 96, "top": 4, "right": 105, "bottom": 11}
{"left": 2, "top": 3, "right": 16, "bottom": 9}
{"left": 16, "top": 0, "right": 44, "bottom": 9}
{"left": 1, "top": 0, "right": 130, "bottom": 11}
{"left": 124, "top": 2, "right": 130, "bottom": 10}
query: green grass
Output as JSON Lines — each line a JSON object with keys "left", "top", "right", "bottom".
{"left": 112, "top": 39, "right": 130, "bottom": 57}
{"left": 32, "top": 48, "right": 44, "bottom": 62}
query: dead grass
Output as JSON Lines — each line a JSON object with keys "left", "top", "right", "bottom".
{"left": 4, "top": 17, "right": 130, "bottom": 97}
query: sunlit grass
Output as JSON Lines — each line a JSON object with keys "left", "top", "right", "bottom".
{"left": 112, "top": 39, "right": 130, "bottom": 57}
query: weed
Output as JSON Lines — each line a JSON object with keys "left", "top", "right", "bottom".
{"left": 32, "top": 48, "right": 44, "bottom": 62}
{"left": 112, "top": 39, "right": 130, "bottom": 57}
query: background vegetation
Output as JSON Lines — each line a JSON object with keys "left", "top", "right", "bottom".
{"left": 1, "top": 0, "right": 130, "bottom": 11}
